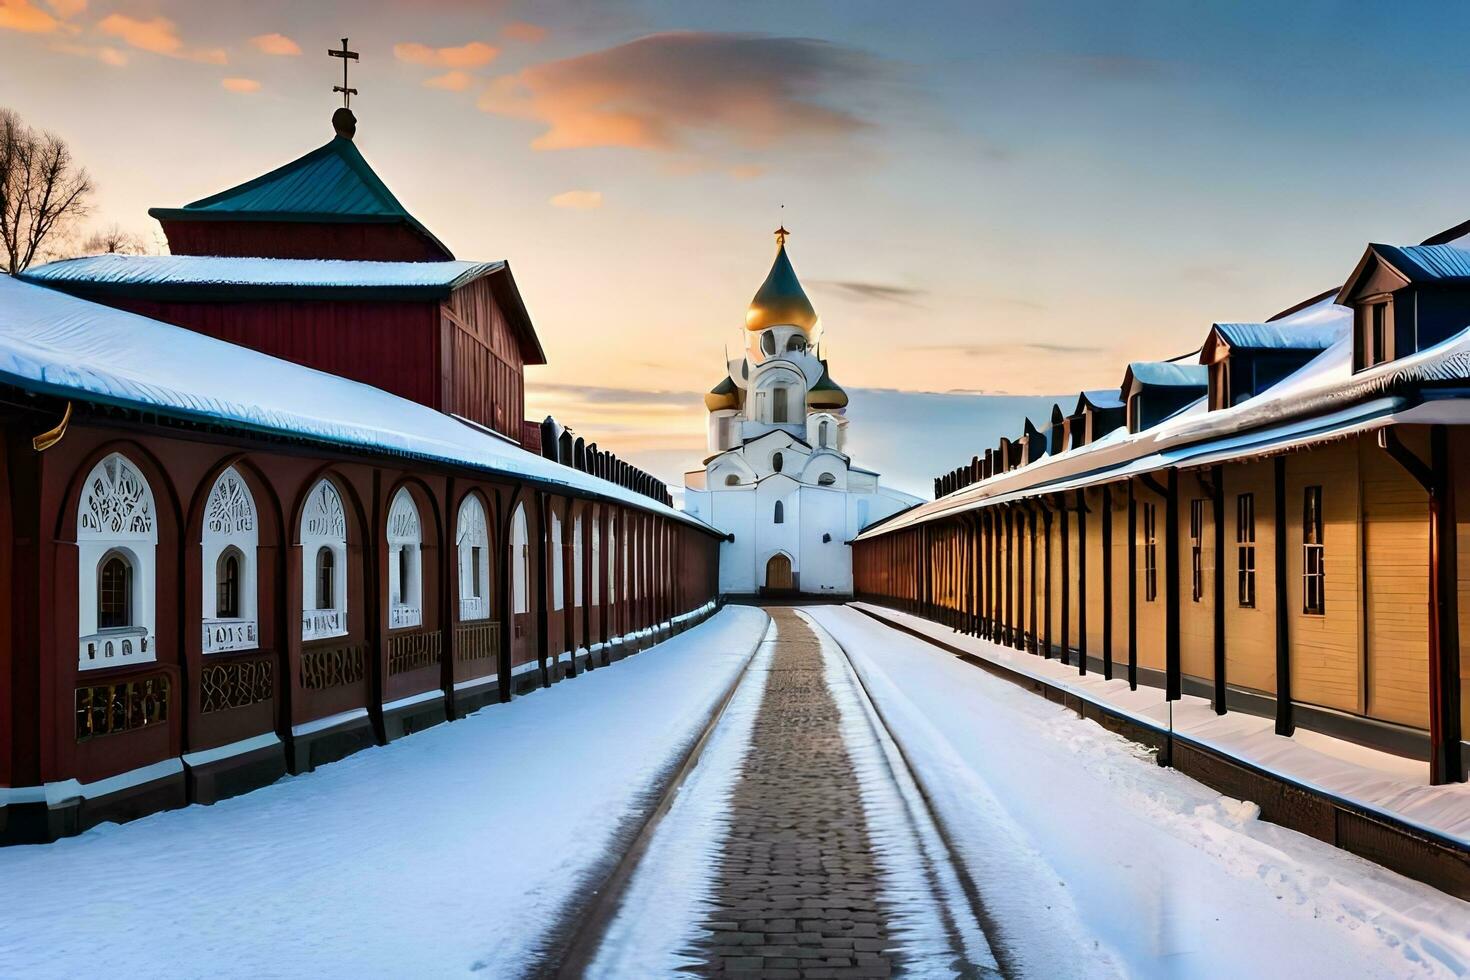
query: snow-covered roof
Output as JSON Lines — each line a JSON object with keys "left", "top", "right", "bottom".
{"left": 856, "top": 291, "right": 1470, "bottom": 541}
{"left": 1376, "top": 243, "right": 1470, "bottom": 282}
{"left": 1124, "top": 361, "right": 1208, "bottom": 389}
{"left": 1211, "top": 320, "right": 1343, "bottom": 351}
{"left": 1074, "top": 389, "right": 1124, "bottom": 412}
{"left": 22, "top": 254, "right": 503, "bottom": 300}
{"left": 0, "top": 276, "right": 716, "bottom": 533}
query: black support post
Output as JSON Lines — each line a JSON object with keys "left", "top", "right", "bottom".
{"left": 1076, "top": 488, "right": 1088, "bottom": 676}
{"left": 1102, "top": 483, "right": 1113, "bottom": 680}
{"left": 1273, "top": 456, "right": 1293, "bottom": 736}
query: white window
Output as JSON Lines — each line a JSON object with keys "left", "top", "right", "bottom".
{"left": 511, "top": 504, "right": 530, "bottom": 615}
{"left": 456, "top": 493, "right": 491, "bottom": 621}
{"left": 301, "top": 478, "right": 348, "bottom": 641}
{"left": 607, "top": 515, "right": 617, "bottom": 603}
{"left": 387, "top": 488, "right": 423, "bottom": 629}
{"left": 573, "top": 514, "right": 584, "bottom": 606}
{"left": 550, "top": 509, "right": 565, "bottom": 611}
{"left": 772, "top": 386, "right": 790, "bottom": 423}
{"left": 201, "top": 466, "right": 258, "bottom": 654}
{"left": 77, "top": 453, "right": 158, "bottom": 670}
{"left": 819, "top": 420, "right": 831, "bottom": 448}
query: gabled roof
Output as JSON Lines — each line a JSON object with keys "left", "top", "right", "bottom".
{"left": 21, "top": 254, "right": 546, "bottom": 364}
{"left": 1074, "top": 388, "right": 1124, "bottom": 413}
{"left": 1122, "top": 361, "right": 1208, "bottom": 392}
{"left": 148, "top": 135, "right": 453, "bottom": 259}
{"left": 1209, "top": 321, "right": 1342, "bottom": 352}
{"left": 0, "top": 276, "right": 705, "bottom": 531}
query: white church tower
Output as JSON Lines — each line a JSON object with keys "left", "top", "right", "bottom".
{"left": 683, "top": 228, "right": 919, "bottom": 596}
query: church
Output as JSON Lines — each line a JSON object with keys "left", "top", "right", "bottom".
{"left": 683, "top": 231, "right": 918, "bottom": 596}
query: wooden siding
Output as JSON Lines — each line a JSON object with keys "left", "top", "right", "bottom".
{"left": 1222, "top": 461, "right": 1277, "bottom": 695}
{"left": 1361, "top": 435, "right": 1430, "bottom": 728}
{"left": 159, "top": 220, "right": 447, "bottom": 262}
{"left": 1180, "top": 478, "right": 1215, "bottom": 685}
{"left": 1134, "top": 479, "right": 1167, "bottom": 674}
{"left": 442, "top": 277, "right": 526, "bottom": 442}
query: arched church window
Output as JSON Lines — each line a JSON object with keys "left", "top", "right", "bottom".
{"left": 511, "top": 504, "right": 530, "bottom": 615}
{"left": 77, "top": 452, "right": 157, "bottom": 669}
{"left": 760, "top": 330, "right": 777, "bottom": 357}
{"left": 772, "top": 387, "right": 790, "bottom": 424}
{"left": 387, "top": 487, "right": 423, "bottom": 629}
{"left": 774, "top": 500, "right": 785, "bottom": 524}
{"left": 301, "top": 478, "right": 347, "bottom": 641}
{"left": 818, "top": 473, "right": 836, "bottom": 487}
{"left": 724, "top": 473, "right": 740, "bottom": 486}
{"left": 772, "top": 452, "right": 784, "bottom": 473}
{"left": 202, "top": 466, "right": 258, "bottom": 653}
{"left": 216, "top": 548, "right": 242, "bottom": 619}
{"left": 819, "top": 421, "right": 830, "bottom": 447}
{"left": 550, "top": 508, "right": 564, "bottom": 612}
{"left": 315, "top": 547, "right": 335, "bottom": 610}
{"left": 786, "top": 335, "right": 806, "bottom": 352}
{"left": 456, "top": 493, "right": 491, "bottom": 621}
{"left": 98, "top": 551, "right": 133, "bottom": 629}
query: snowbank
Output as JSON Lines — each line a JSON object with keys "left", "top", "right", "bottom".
{"left": 0, "top": 606, "right": 769, "bottom": 979}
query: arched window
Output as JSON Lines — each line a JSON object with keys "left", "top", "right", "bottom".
{"left": 760, "top": 330, "right": 777, "bottom": 357}
{"left": 786, "top": 335, "right": 806, "bottom": 352}
{"left": 550, "top": 508, "right": 565, "bottom": 611}
{"left": 201, "top": 466, "right": 258, "bottom": 653}
{"left": 573, "top": 514, "right": 584, "bottom": 608}
{"left": 591, "top": 513, "right": 602, "bottom": 604}
{"left": 772, "top": 452, "right": 784, "bottom": 473}
{"left": 77, "top": 452, "right": 157, "bottom": 669}
{"left": 301, "top": 478, "right": 347, "bottom": 640}
{"left": 387, "top": 487, "right": 423, "bottom": 629}
{"left": 819, "top": 420, "right": 831, "bottom": 448}
{"left": 511, "top": 504, "right": 530, "bottom": 615}
{"left": 456, "top": 493, "right": 491, "bottom": 621}
{"left": 216, "top": 548, "right": 242, "bottom": 619}
{"left": 818, "top": 473, "right": 836, "bottom": 487}
{"left": 774, "top": 500, "right": 785, "bottom": 524}
{"left": 316, "top": 547, "right": 335, "bottom": 610}
{"left": 724, "top": 473, "right": 741, "bottom": 487}
{"left": 98, "top": 551, "right": 133, "bottom": 629}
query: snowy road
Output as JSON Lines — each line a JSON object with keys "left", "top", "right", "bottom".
{"left": 805, "top": 604, "right": 1470, "bottom": 979}
{"left": 0, "top": 607, "right": 770, "bottom": 979}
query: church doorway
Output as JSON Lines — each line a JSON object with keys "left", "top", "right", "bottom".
{"left": 765, "top": 553, "right": 793, "bottom": 591}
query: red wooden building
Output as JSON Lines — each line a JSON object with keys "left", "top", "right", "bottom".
{"left": 0, "top": 111, "right": 722, "bottom": 841}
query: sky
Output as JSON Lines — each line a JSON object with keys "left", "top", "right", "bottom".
{"left": 5, "top": 0, "right": 1470, "bottom": 496}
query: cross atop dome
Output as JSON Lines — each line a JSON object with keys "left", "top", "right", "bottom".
{"left": 775, "top": 225, "right": 789, "bottom": 246}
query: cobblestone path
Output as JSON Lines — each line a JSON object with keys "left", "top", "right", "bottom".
{"left": 695, "top": 608, "right": 900, "bottom": 979}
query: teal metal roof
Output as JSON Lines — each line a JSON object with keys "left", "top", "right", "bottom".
{"left": 147, "top": 136, "right": 453, "bottom": 259}
{"left": 1374, "top": 243, "right": 1470, "bottom": 283}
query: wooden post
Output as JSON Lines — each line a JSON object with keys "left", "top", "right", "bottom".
{"left": 1004, "top": 506, "right": 1014, "bottom": 646}
{"left": 1076, "top": 488, "right": 1088, "bottom": 675}
{"left": 1273, "top": 456, "right": 1293, "bottom": 735}
{"left": 1060, "top": 493, "right": 1071, "bottom": 666}
{"left": 1127, "top": 479, "right": 1138, "bottom": 690}
{"left": 1014, "top": 505, "right": 1026, "bottom": 652}
{"left": 1165, "top": 469, "right": 1181, "bottom": 701}
{"left": 1029, "top": 505, "right": 1039, "bottom": 653}
{"left": 1102, "top": 483, "right": 1113, "bottom": 680}
{"left": 1042, "top": 501, "right": 1054, "bottom": 658}
{"left": 1212, "top": 465, "right": 1227, "bottom": 715}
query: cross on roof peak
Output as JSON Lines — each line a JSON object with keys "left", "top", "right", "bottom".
{"left": 328, "top": 37, "right": 359, "bottom": 109}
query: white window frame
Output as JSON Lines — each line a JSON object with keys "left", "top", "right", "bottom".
{"left": 387, "top": 487, "right": 423, "bottom": 630}
{"left": 77, "top": 452, "right": 158, "bottom": 670}
{"left": 456, "top": 493, "right": 491, "bottom": 621}
{"left": 511, "top": 504, "right": 530, "bottom": 615}
{"left": 301, "top": 478, "right": 348, "bottom": 641}
{"left": 550, "top": 508, "right": 565, "bottom": 611}
{"left": 201, "top": 466, "right": 259, "bottom": 654}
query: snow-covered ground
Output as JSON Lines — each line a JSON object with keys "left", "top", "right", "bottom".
{"left": 807, "top": 604, "right": 1470, "bottom": 979}
{"left": 851, "top": 601, "right": 1470, "bottom": 844}
{"left": 0, "top": 606, "right": 769, "bottom": 980}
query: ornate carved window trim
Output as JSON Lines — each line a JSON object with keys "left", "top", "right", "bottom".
{"left": 301, "top": 479, "right": 348, "bottom": 641}
{"left": 77, "top": 453, "right": 158, "bottom": 670}
{"left": 387, "top": 488, "right": 423, "bottom": 630}
{"left": 202, "top": 466, "right": 259, "bottom": 653}
{"left": 456, "top": 494, "right": 491, "bottom": 621}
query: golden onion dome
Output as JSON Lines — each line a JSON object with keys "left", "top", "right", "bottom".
{"left": 746, "top": 226, "right": 818, "bottom": 333}
{"left": 807, "top": 363, "right": 848, "bottom": 409}
{"left": 705, "top": 376, "right": 740, "bottom": 412}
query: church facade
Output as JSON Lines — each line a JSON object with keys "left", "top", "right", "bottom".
{"left": 683, "top": 231, "right": 918, "bottom": 596}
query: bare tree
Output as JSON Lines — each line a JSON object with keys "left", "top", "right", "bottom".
{"left": 79, "top": 223, "right": 147, "bottom": 256}
{"left": 0, "top": 108, "right": 94, "bottom": 274}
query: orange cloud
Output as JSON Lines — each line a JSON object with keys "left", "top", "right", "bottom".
{"left": 221, "top": 77, "right": 261, "bottom": 93}
{"left": 423, "top": 70, "right": 475, "bottom": 91}
{"left": 250, "top": 32, "right": 300, "bottom": 56}
{"left": 97, "top": 13, "right": 226, "bottom": 64}
{"left": 501, "top": 21, "right": 546, "bottom": 43}
{"left": 45, "top": 0, "right": 84, "bottom": 17}
{"left": 51, "top": 40, "right": 125, "bottom": 64}
{"left": 0, "top": 0, "right": 64, "bottom": 33}
{"left": 394, "top": 40, "right": 497, "bottom": 69}
{"left": 477, "top": 32, "right": 879, "bottom": 157}
{"left": 549, "top": 190, "right": 602, "bottom": 210}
